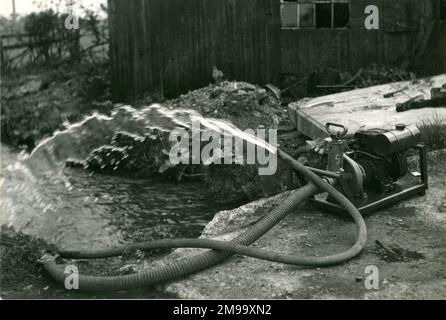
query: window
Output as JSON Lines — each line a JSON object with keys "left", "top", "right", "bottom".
{"left": 280, "top": 0, "right": 350, "bottom": 29}
{"left": 441, "top": 0, "right": 446, "bottom": 20}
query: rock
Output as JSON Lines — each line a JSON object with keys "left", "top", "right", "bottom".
{"left": 202, "top": 191, "right": 294, "bottom": 237}
{"left": 118, "top": 264, "right": 138, "bottom": 274}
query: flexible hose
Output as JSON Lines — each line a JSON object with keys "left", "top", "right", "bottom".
{"left": 41, "top": 150, "right": 367, "bottom": 291}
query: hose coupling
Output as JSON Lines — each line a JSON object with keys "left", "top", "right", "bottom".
{"left": 38, "top": 253, "right": 58, "bottom": 264}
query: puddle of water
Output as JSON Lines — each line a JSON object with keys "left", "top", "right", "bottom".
{"left": 0, "top": 145, "right": 235, "bottom": 250}
{"left": 1, "top": 104, "right": 260, "bottom": 249}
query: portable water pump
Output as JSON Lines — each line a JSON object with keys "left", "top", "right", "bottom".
{"left": 310, "top": 123, "right": 428, "bottom": 215}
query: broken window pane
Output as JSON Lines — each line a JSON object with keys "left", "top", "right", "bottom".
{"left": 299, "top": 3, "right": 315, "bottom": 28}
{"left": 281, "top": 2, "right": 298, "bottom": 28}
{"left": 316, "top": 2, "right": 332, "bottom": 28}
{"left": 333, "top": 3, "right": 349, "bottom": 28}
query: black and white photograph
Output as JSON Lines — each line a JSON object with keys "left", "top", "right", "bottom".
{"left": 0, "top": 0, "right": 445, "bottom": 304}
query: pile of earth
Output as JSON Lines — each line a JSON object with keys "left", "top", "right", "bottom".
{"left": 0, "top": 226, "right": 54, "bottom": 290}
{"left": 167, "top": 81, "right": 283, "bottom": 130}
{"left": 65, "top": 81, "right": 305, "bottom": 203}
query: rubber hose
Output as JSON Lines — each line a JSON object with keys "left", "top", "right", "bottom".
{"left": 42, "top": 182, "right": 317, "bottom": 291}
{"left": 41, "top": 150, "right": 367, "bottom": 291}
{"left": 292, "top": 144, "right": 313, "bottom": 159}
{"left": 58, "top": 236, "right": 358, "bottom": 267}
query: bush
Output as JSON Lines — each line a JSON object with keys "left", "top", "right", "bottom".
{"left": 23, "top": 9, "right": 80, "bottom": 64}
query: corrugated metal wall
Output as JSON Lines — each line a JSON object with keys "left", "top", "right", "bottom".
{"left": 108, "top": 0, "right": 281, "bottom": 102}
{"left": 281, "top": 0, "right": 441, "bottom": 75}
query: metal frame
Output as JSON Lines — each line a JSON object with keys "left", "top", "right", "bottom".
{"left": 312, "top": 144, "right": 429, "bottom": 215}
{"left": 280, "top": 0, "right": 350, "bottom": 29}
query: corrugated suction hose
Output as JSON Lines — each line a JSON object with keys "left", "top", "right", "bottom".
{"left": 41, "top": 149, "right": 367, "bottom": 291}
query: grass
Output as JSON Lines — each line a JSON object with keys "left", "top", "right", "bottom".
{"left": 418, "top": 111, "right": 446, "bottom": 151}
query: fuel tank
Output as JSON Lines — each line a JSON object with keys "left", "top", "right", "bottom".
{"left": 355, "top": 125, "right": 420, "bottom": 156}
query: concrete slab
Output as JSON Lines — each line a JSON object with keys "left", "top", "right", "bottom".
{"left": 288, "top": 74, "right": 446, "bottom": 139}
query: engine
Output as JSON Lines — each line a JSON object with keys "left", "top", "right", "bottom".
{"left": 349, "top": 125, "right": 420, "bottom": 192}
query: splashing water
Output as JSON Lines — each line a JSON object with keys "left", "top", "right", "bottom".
{"left": 153, "top": 105, "right": 277, "bottom": 154}
{"left": 22, "top": 104, "right": 276, "bottom": 173}
{"left": 190, "top": 115, "right": 277, "bottom": 154}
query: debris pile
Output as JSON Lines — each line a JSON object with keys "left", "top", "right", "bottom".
{"left": 168, "top": 81, "right": 285, "bottom": 130}
{"left": 347, "top": 64, "right": 416, "bottom": 88}
{"left": 282, "top": 64, "right": 417, "bottom": 100}
{"left": 69, "top": 130, "right": 171, "bottom": 178}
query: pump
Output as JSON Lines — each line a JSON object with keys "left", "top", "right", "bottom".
{"left": 310, "top": 123, "right": 428, "bottom": 215}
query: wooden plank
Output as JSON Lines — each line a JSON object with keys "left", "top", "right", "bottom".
{"left": 288, "top": 74, "right": 446, "bottom": 139}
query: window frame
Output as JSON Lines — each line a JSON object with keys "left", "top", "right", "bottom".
{"left": 280, "top": 0, "right": 350, "bottom": 30}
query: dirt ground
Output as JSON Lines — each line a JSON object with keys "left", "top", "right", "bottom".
{"left": 156, "top": 151, "right": 446, "bottom": 300}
